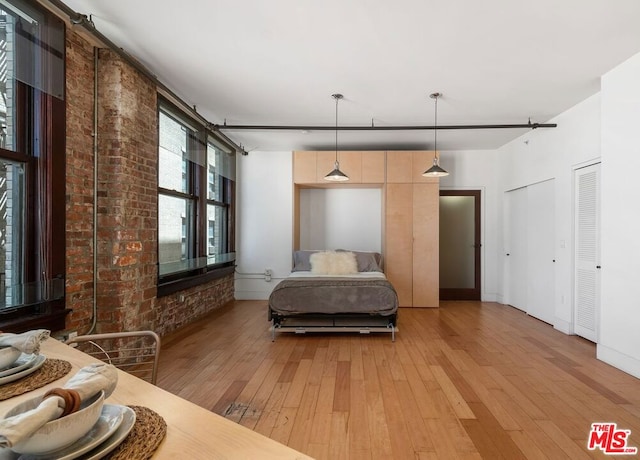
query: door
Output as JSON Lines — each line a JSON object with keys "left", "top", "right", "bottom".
{"left": 504, "top": 187, "right": 528, "bottom": 310}
{"left": 527, "top": 180, "right": 556, "bottom": 324}
{"left": 574, "top": 163, "right": 601, "bottom": 342}
{"left": 385, "top": 184, "right": 413, "bottom": 306}
{"left": 439, "top": 190, "right": 481, "bottom": 300}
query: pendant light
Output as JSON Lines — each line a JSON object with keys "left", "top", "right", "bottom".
{"left": 422, "top": 92, "right": 449, "bottom": 177}
{"left": 324, "top": 93, "right": 349, "bottom": 181}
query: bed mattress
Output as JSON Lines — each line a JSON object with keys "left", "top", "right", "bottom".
{"left": 268, "top": 271, "right": 399, "bottom": 317}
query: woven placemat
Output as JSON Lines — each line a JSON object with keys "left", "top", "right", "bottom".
{"left": 0, "top": 358, "right": 72, "bottom": 401}
{"left": 104, "top": 405, "right": 167, "bottom": 460}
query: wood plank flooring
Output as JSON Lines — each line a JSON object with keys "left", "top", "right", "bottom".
{"left": 156, "top": 301, "right": 640, "bottom": 459}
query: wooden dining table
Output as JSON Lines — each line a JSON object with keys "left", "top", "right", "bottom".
{"left": 0, "top": 338, "right": 312, "bottom": 459}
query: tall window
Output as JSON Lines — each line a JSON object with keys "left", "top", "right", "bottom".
{"left": 0, "top": 0, "right": 65, "bottom": 327}
{"left": 158, "top": 110, "right": 196, "bottom": 265}
{"left": 158, "top": 103, "right": 235, "bottom": 283}
{"left": 206, "top": 138, "right": 234, "bottom": 257}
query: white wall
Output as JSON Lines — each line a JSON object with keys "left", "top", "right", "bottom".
{"left": 598, "top": 51, "right": 640, "bottom": 378}
{"left": 494, "top": 93, "right": 601, "bottom": 333}
{"left": 422, "top": 99, "right": 601, "bottom": 310}
{"left": 235, "top": 151, "right": 293, "bottom": 299}
{"left": 236, "top": 153, "right": 383, "bottom": 299}
{"left": 437, "top": 149, "right": 500, "bottom": 301}
{"left": 299, "top": 188, "right": 382, "bottom": 251}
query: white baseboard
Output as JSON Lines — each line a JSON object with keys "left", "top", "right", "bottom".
{"left": 234, "top": 277, "right": 279, "bottom": 300}
{"left": 481, "top": 292, "right": 498, "bottom": 302}
{"left": 553, "top": 318, "right": 572, "bottom": 335}
{"left": 597, "top": 345, "right": 640, "bottom": 379}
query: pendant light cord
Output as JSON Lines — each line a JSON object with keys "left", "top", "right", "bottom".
{"left": 430, "top": 92, "right": 440, "bottom": 161}
{"left": 422, "top": 92, "right": 449, "bottom": 177}
{"left": 325, "top": 93, "right": 349, "bottom": 181}
{"left": 334, "top": 94, "right": 339, "bottom": 163}
{"left": 434, "top": 95, "right": 438, "bottom": 156}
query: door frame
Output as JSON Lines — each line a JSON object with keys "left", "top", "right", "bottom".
{"left": 439, "top": 190, "right": 481, "bottom": 300}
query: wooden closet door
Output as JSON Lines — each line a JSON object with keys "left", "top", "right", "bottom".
{"left": 413, "top": 183, "right": 439, "bottom": 307}
{"left": 385, "top": 183, "right": 413, "bottom": 306}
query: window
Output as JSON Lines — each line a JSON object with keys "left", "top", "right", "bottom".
{"left": 158, "top": 102, "right": 235, "bottom": 286}
{"left": 206, "top": 138, "right": 234, "bottom": 256}
{"left": 0, "top": 0, "right": 66, "bottom": 330}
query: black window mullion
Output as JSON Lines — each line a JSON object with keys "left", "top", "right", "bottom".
{"left": 228, "top": 179, "right": 235, "bottom": 252}
{"left": 187, "top": 137, "right": 201, "bottom": 261}
{"left": 206, "top": 198, "right": 227, "bottom": 207}
{"left": 192, "top": 131, "right": 207, "bottom": 257}
{"left": 158, "top": 187, "right": 194, "bottom": 200}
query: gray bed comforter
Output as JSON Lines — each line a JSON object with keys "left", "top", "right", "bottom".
{"left": 268, "top": 276, "right": 398, "bottom": 317}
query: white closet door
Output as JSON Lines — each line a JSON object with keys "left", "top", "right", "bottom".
{"left": 574, "top": 163, "right": 601, "bottom": 342}
{"left": 505, "top": 187, "right": 528, "bottom": 311}
{"left": 527, "top": 180, "right": 556, "bottom": 324}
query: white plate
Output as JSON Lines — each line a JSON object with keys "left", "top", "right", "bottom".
{"left": 16, "top": 405, "right": 126, "bottom": 460}
{"left": 0, "top": 355, "right": 46, "bottom": 386}
{"left": 81, "top": 406, "right": 136, "bottom": 460}
{"left": 0, "top": 354, "right": 38, "bottom": 378}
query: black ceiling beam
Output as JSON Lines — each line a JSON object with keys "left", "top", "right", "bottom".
{"left": 214, "top": 122, "right": 557, "bottom": 131}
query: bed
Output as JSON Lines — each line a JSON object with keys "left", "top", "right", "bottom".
{"left": 268, "top": 250, "right": 399, "bottom": 341}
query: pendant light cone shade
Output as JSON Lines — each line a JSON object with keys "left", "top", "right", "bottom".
{"left": 325, "top": 93, "right": 349, "bottom": 182}
{"left": 326, "top": 161, "right": 349, "bottom": 181}
{"left": 423, "top": 158, "right": 449, "bottom": 177}
{"left": 423, "top": 92, "right": 449, "bottom": 178}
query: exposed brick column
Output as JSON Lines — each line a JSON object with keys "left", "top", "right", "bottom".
{"left": 65, "top": 32, "right": 97, "bottom": 333}
{"left": 95, "top": 49, "right": 158, "bottom": 332}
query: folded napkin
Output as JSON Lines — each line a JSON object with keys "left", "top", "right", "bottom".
{"left": 64, "top": 362, "right": 118, "bottom": 400}
{"left": 0, "top": 330, "right": 50, "bottom": 355}
{"left": 0, "top": 362, "right": 118, "bottom": 449}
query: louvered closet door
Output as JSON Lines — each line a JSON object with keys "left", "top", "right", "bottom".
{"left": 574, "top": 163, "right": 601, "bottom": 342}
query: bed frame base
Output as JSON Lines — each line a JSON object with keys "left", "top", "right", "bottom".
{"left": 270, "top": 314, "right": 397, "bottom": 342}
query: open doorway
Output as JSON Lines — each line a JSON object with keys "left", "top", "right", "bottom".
{"left": 439, "top": 190, "right": 481, "bottom": 300}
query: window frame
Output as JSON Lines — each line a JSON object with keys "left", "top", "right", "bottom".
{"left": 157, "top": 99, "right": 235, "bottom": 295}
{"left": 0, "top": 0, "right": 67, "bottom": 332}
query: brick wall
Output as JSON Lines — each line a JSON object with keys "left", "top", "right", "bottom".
{"left": 65, "top": 31, "right": 96, "bottom": 333}
{"left": 64, "top": 30, "right": 234, "bottom": 338}
{"left": 155, "top": 275, "right": 235, "bottom": 337}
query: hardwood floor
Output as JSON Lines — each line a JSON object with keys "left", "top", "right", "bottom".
{"left": 156, "top": 300, "right": 640, "bottom": 459}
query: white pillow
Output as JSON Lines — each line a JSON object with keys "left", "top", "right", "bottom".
{"left": 310, "top": 251, "right": 358, "bottom": 275}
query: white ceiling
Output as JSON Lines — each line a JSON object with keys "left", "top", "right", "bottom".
{"left": 60, "top": 0, "right": 640, "bottom": 152}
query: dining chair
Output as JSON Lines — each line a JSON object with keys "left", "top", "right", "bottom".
{"left": 65, "top": 331, "right": 161, "bottom": 385}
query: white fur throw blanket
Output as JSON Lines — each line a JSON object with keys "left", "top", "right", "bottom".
{"left": 310, "top": 251, "right": 358, "bottom": 275}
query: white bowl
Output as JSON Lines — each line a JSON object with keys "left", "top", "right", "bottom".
{"left": 0, "top": 346, "right": 21, "bottom": 370}
{"left": 6, "top": 390, "right": 105, "bottom": 455}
